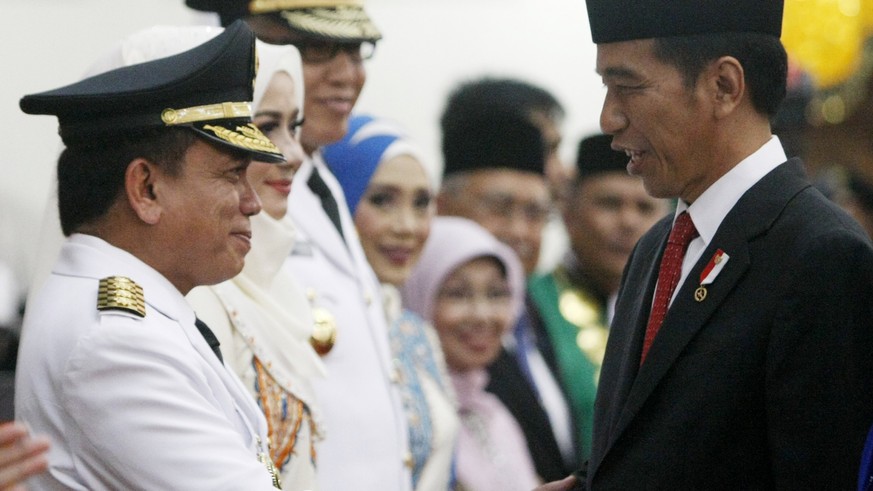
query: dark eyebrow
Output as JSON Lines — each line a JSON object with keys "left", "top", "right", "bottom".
{"left": 599, "top": 66, "right": 641, "bottom": 81}
{"left": 253, "top": 110, "right": 282, "bottom": 119}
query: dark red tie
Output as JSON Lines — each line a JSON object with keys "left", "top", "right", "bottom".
{"left": 640, "top": 211, "right": 698, "bottom": 364}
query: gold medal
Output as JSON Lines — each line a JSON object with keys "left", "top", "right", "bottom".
{"left": 310, "top": 307, "right": 337, "bottom": 355}
{"left": 694, "top": 286, "right": 708, "bottom": 302}
{"left": 555, "top": 270, "right": 610, "bottom": 370}
{"left": 559, "top": 290, "right": 599, "bottom": 327}
{"left": 576, "top": 328, "right": 608, "bottom": 366}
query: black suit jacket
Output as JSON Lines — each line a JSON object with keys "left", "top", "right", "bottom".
{"left": 587, "top": 160, "right": 873, "bottom": 489}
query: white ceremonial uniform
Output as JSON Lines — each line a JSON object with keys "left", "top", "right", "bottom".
{"left": 15, "top": 234, "right": 279, "bottom": 491}
{"left": 285, "top": 153, "right": 412, "bottom": 491}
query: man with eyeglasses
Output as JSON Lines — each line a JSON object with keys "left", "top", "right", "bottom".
{"left": 437, "top": 104, "right": 580, "bottom": 482}
{"left": 185, "top": 2, "right": 413, "bottom": 491}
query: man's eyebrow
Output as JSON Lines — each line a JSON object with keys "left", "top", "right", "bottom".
{"left": 253, "top": 110, "right": 282, "bottom": 118}
{"left": 599, "top": 66, "right": 640, "bottom": 81}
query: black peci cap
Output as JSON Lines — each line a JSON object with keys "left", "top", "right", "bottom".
{"left": 20, "top": 20, "right": 285, "bottom": 163}
{"left": 186, "top": 0, "right": 249, "bottom": 26}
{"left": 185, "top": 0, "right": 382, "bottom": 42}
{"left": 442, "top": 109, "right": 546, "bottom": 178}
{"left": 575, "top": 134, "right": 630, "bottom": 181}
{"left": 585, "top": 0, "right": 784, "bottom": 44}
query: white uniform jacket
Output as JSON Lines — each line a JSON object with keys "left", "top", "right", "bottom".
{"left": 15, "top": 234, "right": 278, "bottom": 491}
{"left": 285, "top": 154, "right": 412, "bottom": 491}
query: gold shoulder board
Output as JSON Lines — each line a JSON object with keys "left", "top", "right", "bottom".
{"left": 97, "top": 276, "right": 146, "bottom": 318}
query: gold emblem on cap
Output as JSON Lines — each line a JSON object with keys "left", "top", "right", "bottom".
{"left": 202, "top": 123, "right": 283, "bottom": 155}
{"left": 97, "top": 276, "right": 146, "bottom": 317}
{"left": 161, "top": 102, "right": 252, "bottom": 126}
{"left": 250, "top": 0, "right": 363, "bottom": 13}
{"left": 280, "top": 6, "right": 381, "bottom": 40}
{"left": 309, "top": 307, "right": 337, "bottom": 355}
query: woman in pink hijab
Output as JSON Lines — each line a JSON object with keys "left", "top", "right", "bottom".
{"left": 402, "top": 216, "right": 541, "bottom": 490}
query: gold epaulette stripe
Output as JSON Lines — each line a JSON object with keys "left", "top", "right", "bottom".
{"left": 250, "top": 0, "right": 363, "bottom": 13}
{"left": 161, "top": 102, "right": 252, "bottom": 126}
{"left": 97, "top": 276, "right": 146, "bottom": 318}
{"left": 202, "top": 123, "right": 283, "bottom": 155}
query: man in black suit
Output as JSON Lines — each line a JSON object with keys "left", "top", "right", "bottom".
{"left": 539, "top": 0, "right": 873, "bottom": 489}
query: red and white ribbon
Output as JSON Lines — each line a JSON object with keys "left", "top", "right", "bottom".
{"left": 699, "top": 249, "right": 729, "bottom": 286}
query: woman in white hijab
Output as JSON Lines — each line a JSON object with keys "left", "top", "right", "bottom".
{"left": 186, "top": 42, "right": 327, "bottom": 490}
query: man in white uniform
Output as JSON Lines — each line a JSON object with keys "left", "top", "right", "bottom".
{"left": 15, "top": 21, "right": 288, "bottom": 490}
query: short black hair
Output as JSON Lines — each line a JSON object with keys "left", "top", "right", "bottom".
{"left": 440, "top": 77, "right": 564, "bottom": 132}
{"left": 653, "top": 31, "right": 788, "bottom": 118}
{"left": 57, "top": 128, "right": 197, "bottom": 236}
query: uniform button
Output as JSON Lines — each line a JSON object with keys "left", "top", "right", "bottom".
{"left": 390, "top": 368, "right": 401, "bottom": 384}
{"left": 364, "top": 291, "right": 372, "bottom": 305}
{"left": 403, "top": 453, "right": 414, "bottom": 469}
{"left": 306, "top": 288, "right": 316, "bottom": 301}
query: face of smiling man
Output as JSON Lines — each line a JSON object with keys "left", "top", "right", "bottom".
{"left": 151, "top": 139, "right": 262, "bottom": 294}
{"left": 597, "top": 38, "right": 725, "bottom": 204}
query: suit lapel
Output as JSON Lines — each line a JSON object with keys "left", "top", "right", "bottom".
{"left": 597, "top": 159, "right": 811, "bottom": 465}
{"left": 597, "top": 219, "right": 666, "bottom": 449}
{"left": 613, "top": 233, "right": 751, "bottom": 440}
{"left": 289, "top": 161, "right": 357, "bottom": 278}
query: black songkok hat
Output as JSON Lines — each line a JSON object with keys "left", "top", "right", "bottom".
{"left": 20, "top": 20, "right": 285, "bottom": 163}
{"left": 585, "top": 0, "right": 784, "bottom": 44}
{"left": 185, "top": 0, "right": 382, "bottom": 43}
{"left": 575, "top": 134, "right": 629, "bottom": 180}
{"left": 442, "top": 109, "right": 546, "bottom": 178}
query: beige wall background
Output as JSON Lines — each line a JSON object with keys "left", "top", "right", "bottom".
{"left": 1, "top": 0, "right": 604, "bottom": 297}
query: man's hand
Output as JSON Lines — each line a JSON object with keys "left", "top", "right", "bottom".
{"left": 0, "top": 422, "right": 50, "bottom": 490}
{"left": 534, "top": 475, "right": 580, "bottom": 491}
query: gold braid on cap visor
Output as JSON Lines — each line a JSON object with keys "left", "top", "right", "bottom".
{"left": 161, "top": 102, "right": 252, "bottom": 125}
{"left": 202, "top": 123, "right": 284, "bottom": 154}
{"left": 160, "top": 102, "right": 282, "bottom": 155}
{"left": 280, "top": 7, "right": 381, "bottom": 40}
{"left": 249, "top": 0, "right": 363, "bottom": 13}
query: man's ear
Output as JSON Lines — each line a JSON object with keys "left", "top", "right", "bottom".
{"left": 710, "top": 55, "right": 745, "bottom": 119}
{"left": 125, "top": 158, "right": 162, "bottom": 225}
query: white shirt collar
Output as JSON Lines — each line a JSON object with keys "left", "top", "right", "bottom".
{"left": 676, "top": 135, "right": 787, "bottom": 245}
{"left": 669, "top": 136, "right": 787, "bottom": 303}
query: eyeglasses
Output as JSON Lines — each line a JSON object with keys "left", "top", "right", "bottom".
{"left": 473, "top": 192, "right": 552, "bottom": 226}
{"left": 294, "top": 41, "right": 376, "bottom": 64}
